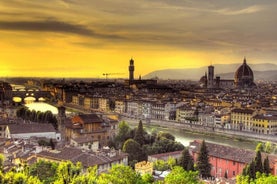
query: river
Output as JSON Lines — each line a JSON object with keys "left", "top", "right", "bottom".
{"left": 122, "top": 118, "right": 258, "bottom": 151}
{"left": 24, "top": 102, "right": 258, "bottom": 150}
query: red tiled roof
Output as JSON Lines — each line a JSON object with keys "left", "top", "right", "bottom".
{"left": 8, "top": 123, "right": 56, "bottom": 134}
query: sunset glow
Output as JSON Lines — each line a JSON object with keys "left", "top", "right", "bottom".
{"left": 0, "top": 0, "right": 276, "bottom": 78}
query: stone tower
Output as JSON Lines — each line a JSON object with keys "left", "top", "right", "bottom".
{"left": 129, "top": 58, "right": 135, "bottom": 81}
{"left": 207, "top": 65, "right": 214, "bottom": 88}
{"left": 57, "top": 106, "right": 66, "bottom": 141}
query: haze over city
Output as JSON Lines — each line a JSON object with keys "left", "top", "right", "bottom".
{"left": 0, "top": 0, "right": 277, "bottom": 77}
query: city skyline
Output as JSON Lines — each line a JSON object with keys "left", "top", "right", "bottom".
{"left": 0, "top": 0, "right": 277, "bottom": 78}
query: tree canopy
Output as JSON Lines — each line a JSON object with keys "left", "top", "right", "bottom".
{"left": 196, "top": 140, "right": 211, "bottom": 179}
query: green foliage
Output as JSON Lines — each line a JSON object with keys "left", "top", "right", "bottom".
{"left": 255, "top": 151, "right": 263, "bottom": 173}
{"left": 97, "top": 164, "right": 142, "bottom": 184}
{"left": 154, "top": 160, "right": 170, "bottom": 171}
{"left": 55, "top": 161, "right": 82, "bottom": 184}
{"left": 123, "top": 139, "right": 146, "bottom": 167}
{"left": 148, "top": 138, "right": 184, "bottom": 155}
{"left": 115, "top": 121, "right": 131, "bottom": 148}
{"left": 237, "top": 173, "right": 277, "bottom": 184}
{"left": 141, "top": 173, "right": 155, "bottom": 183}
{"left": 29, "top": 160, "right": 58, "bottom": 184}
{"left": 249, "top": 160, "right": 256, "bottom": 179}
{"left": 255, "top": 143, "right": 264, "bottom": 152}
{"left": 164, "top": 166, "right": 202, "bottom": 184}
{"left": 196, "top": 140, "right": 211, "bottom": 179}
{"left": 179, "top": 148, "right": 194, "bottom": 171}
{"left": 0, "top": 154, "right": 4, "bottom": 172}
{"left": 264, "top": 142, "right": 273, "bottom": 153}
{"left": 263, "top": 156, "right": 270, "bottom": 175}
{"left": 16, "top": 107, "right": 58, "bottom": 129}
{"left": 157, "top": 132, "right": 175, "bottom": 141}
{"left": 134, "top": 120, "right": 145, "bottom": 145}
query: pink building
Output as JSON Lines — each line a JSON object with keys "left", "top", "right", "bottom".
{"left": 189, "top": 140, "right": 277, "bottom": 179}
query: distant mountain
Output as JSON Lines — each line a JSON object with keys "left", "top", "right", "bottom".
{"left": 143, "top": 63, "right": 277, "bottom": 81}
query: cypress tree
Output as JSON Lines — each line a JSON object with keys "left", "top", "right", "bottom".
{"left": 179, "top": 148, "right": 194, "bottom": 171}
{"left": 249, "top": 160, "right": 256, "bottom": 179}
{"left": 134, "top": 120, "right": 144, "bottom": 146}
{"left": 255, "top": 150, "right": 263, "bottom": 173}
{"left": 196, "top": 140, "right": 211, "bottom": 179}
{"left": 263, "top": 156, "right": 270, "bottom": 175}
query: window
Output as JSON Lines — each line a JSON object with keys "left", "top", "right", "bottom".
{"left": 233, "top": 161, "right": 236, "bottom": 166}
{"left": 233, "top": 171, "right": 236, "bottom": 176}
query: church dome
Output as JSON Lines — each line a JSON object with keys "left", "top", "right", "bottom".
{"left": 234, "top": 58, "right": 255, "bottom": 88}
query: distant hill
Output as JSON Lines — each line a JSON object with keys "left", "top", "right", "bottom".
{"left": 143, "top": 63, "right": 277, "bottom": 81}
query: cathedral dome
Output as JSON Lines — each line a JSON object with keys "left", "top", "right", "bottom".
{"left": 234, "top": 58, "right": 255, "bottom": 88}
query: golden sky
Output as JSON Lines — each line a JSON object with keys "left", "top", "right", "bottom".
{"left": 0, "top": 0, "right": 276, "bottom": 78}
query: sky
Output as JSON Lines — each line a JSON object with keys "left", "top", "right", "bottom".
{"left": 0, "top": 0, "right": 277, "bottom": 78}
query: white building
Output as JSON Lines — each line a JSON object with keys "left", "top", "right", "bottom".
{"left": 5, "top": 123, "right": 60, "bottom": 141}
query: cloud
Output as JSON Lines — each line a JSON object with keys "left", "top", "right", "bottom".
{"left": 215, "top": 5, "right": 264, "bottom": 15}
{"left": 0, "top": 20, "right": 123, "bottom": 40}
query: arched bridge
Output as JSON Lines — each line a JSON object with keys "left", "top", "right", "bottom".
{"left": 11, "top": 90, "right": 53, "bottom": 102}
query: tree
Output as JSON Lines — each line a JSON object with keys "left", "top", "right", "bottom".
{"left": 157, "top": 132, "right": 175, "bottom": 141}
{"left": 196, "top": 140, "right": 211, "bottom": 179}
{"left": 179, "top": 148, "right": 194, "bottom": 171}
{"left": 115, "top": 121, "right": 131, "bottom": 148}
{"left": 255, "top": 151, "right": 263, "bottom": 173}
{"left": 256, "top": 143, "right": 264, "bottom": 152}
{"left": 164, "top": 166, "right": 202, "bottom": 184}
{"left": 141, "top": 173, "right": 154, "bottom": 183}
{"left": 264, "top": 142, "right": 273, "bottom": 153}
{"left": 123, "top": 139, "right": 146, "bottom": 166}
{"left": 249, "top": 160, "right": 256, "bottom": 179}
{"left": 97, "top": 164, "right": 142, "bottom": 184}
{"left": 263, "top": 156, "right": 270, "bottom": 175}
{"left": 134, "top": 120, "right": 145, "bottom": 145}
{"left": 29, "top": 160, "right": 58, "bottom": 184}
{"left": 0, "top": 154, "right": 4, "bottom": 172}
{"left": 55, "top": 161, "right": 82, "bottom": 184}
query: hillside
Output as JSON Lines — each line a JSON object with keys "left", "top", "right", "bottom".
{"left": 143, "top": 63, "right": 277, "bottom": 81}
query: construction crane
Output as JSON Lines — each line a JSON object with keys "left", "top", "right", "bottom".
{"left": 103, "top": 73, "right": 124, "bottom": 80}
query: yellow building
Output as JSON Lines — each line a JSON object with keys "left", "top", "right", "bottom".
{"left": 231, "top": 108, "right": 255, "bottom": 131}
{"left": 135, "top": 161, "right": 153, "bottom": 175}
{"left": 252, "top": 115, "right": 277, "bottom": 135}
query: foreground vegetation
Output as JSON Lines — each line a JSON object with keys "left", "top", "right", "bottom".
{"left": 109, "top": 120, "right": 185, "bottom": 167}
{"left": 0, "top": 159, "right": 203, "bottom": 184}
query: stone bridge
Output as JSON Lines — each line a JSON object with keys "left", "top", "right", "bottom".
{"left": 11, "top": 90, "right": 53, "bottom": 101}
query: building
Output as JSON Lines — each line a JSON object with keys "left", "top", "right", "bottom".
{"left": 189, "top": 140, "right": 277, "bottom": 178}
{"left": 200, "top": 58, "right": 255, "bottom": 89}
{"left": 36, "top": 147, "right": 128, "bottom": 173}
{"left": 5, "top": 123, "right": 60, "bottom": 141}
{"left": 252, "top": 114, "right": 277, "bottom": 135}
{"left": 64, "top": 113, "right": 118, "bottom": 147}
{"left": 231, "top": 108, "right": 255, "bottom": 131}
{"left": 176, "top": 106, "right": 197, "bottom": 123}
{"left": 234, "top": 58, "right": 256, "bottom": 88}
{"left": 148, "top": 150, "right": 183, "bottom": 162}
{"left": 135, "top": 161, "right": 153, "bottom": 175}
{"left": 125, "top": 58, "right": 157, "bottom": 86}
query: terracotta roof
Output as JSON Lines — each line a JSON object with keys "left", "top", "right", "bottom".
{"left": 253, "top": 114, "right": 277, "bottom": 121}
{"left": 190, "top": 140, "right": 255, "bottom": 163}
{"left": 8, "top": 123, "right": 56, "bottom": 134}
{"left": 78, "top": 114, "right": 103, "bottom": 123}
{"left": 148, "top": 150, "right": 183, "bottom": 159}
{"left": 231, "top": 108, "right": 254, "bottom": 114}
{"left": 37, "top": 147, "right": 128, "bottom": 168}
{"left": 189, "top": 140, "right": 277, "bottom": 166}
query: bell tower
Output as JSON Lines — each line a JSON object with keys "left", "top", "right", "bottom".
{"left": 129, "top": 58, "right": 135, "bottom": 81}
{"left": 207, "top": 65, "right": 214, "bottom": 88}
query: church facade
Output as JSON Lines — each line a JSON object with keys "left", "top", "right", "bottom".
{"left": 200, "top": 58, "right": 256, "bottom": 89}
